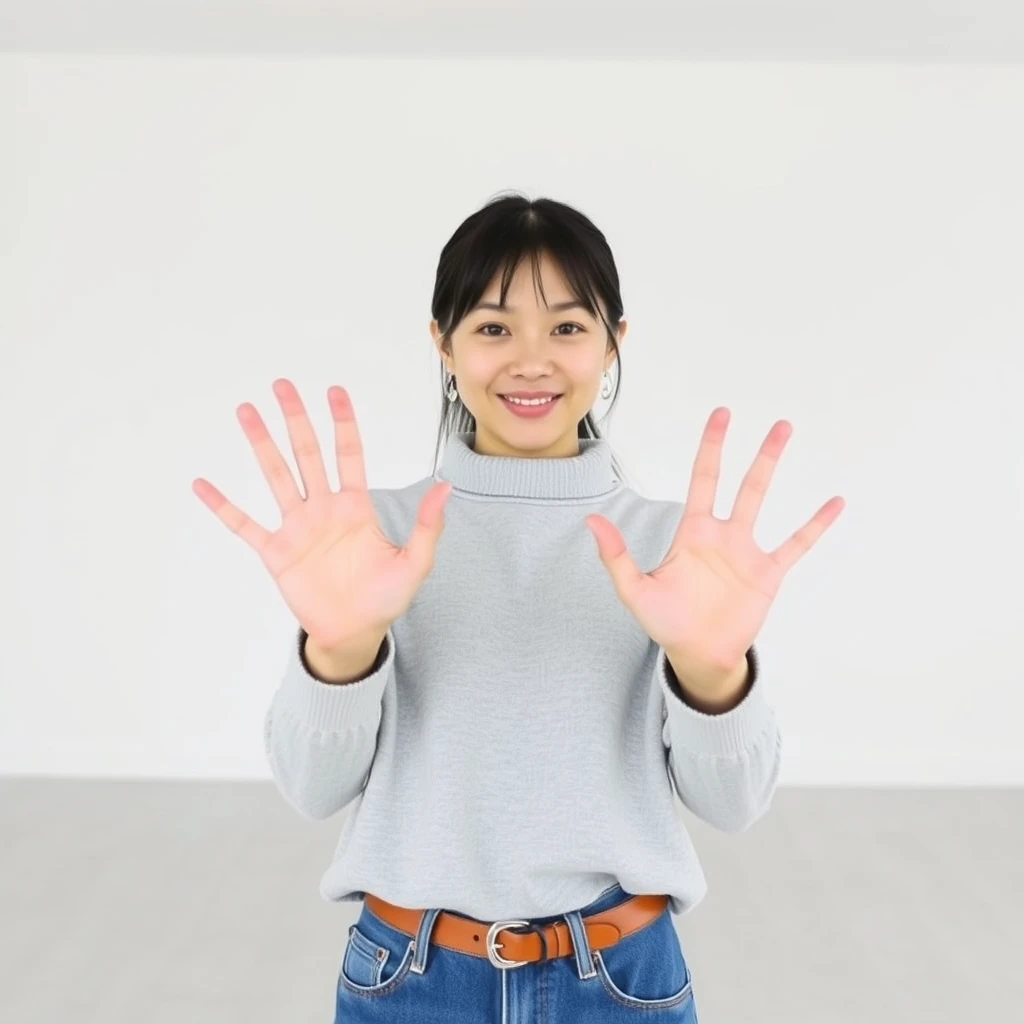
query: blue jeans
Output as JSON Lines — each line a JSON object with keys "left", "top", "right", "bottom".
{"left": 333, "top": 883, "right": 699, "bottom": 1021}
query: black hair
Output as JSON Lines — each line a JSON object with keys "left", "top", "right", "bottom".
{"left": 430, "top": 190, "right": 631, "bottom": 488}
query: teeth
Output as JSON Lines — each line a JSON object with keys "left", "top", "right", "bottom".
{"left": 504, "top": 395, "right": 555, "bottom": 406}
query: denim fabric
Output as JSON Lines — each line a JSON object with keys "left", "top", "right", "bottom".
{"left": 333, "top": 882, "right": 698, "bottom": 1022}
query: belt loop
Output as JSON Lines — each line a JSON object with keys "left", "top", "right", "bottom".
{"left": 563, "top": 910, "right": 597, "bottom": 980}
{"left": 409, "top": 907, "right": 443, "bottom": 975}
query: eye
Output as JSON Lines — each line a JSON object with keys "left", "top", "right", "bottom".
{"left": 477, "top": 322, "right": 585, "bottom": 337}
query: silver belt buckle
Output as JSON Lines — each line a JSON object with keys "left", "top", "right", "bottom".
{"left": 486, "top": 919, "right": 531, "bottom": 969}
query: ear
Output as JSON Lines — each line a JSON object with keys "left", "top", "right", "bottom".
{"left": 607, "top": 319, "right": 627, "bottom": 371}
{"left": 429, "top": 321, "right": 449, "bottom": 369}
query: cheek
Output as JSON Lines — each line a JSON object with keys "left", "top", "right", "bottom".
{"left": 567, "top": 362, "right": 608, "bottom": 389}
{"left": 455, "top": 358, "right": 494, "bottom": 387}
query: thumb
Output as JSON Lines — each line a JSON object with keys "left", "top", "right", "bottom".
{"left": 585, "top": 514, "right": 644, "bottom": 605}
{"left": 403, "top": 481, "right": 453, "bottom": 577}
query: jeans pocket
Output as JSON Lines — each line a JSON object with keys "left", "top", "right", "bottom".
{"left": 338, "top": 917, "right": 416, "bottom": 997}
{"left": 591, "top": 907, "right": 694, "bottom": 1011}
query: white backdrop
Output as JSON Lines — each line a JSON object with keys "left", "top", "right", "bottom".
{"left": 1, "top": 54, "right": 1021, "bottom": 785}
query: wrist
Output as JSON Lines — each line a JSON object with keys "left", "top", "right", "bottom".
{"left": 303, "top": 630, "right": 387, "bottom": 685}
{"left": 667, "top": 650, "right": 750, "bottom": 714}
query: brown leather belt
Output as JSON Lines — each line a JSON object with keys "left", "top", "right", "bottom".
{"left": 363, "top": 891, "right": 669, "bottom": 969}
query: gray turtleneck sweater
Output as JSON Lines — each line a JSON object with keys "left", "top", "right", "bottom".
{"left": 264, "top": 432, "right": 781, "bottom": 921}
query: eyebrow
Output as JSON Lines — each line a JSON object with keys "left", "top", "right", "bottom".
{"left": 470, "top": 300, "right": 590, "bottom": 314}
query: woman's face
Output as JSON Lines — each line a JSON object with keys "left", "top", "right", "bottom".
{"left": 430, "top": 250, "right": 626, "bottom": 459}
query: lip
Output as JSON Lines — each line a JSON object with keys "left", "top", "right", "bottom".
{"left": 499, "top": 394, "right": 563, "bottom": 417}
{"left": 498, "top": 392, "right": 563, "bottom": 399}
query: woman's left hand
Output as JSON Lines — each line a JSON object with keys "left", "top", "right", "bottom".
{"left": 585, "top": 408, "right": 845, "bottom": 697}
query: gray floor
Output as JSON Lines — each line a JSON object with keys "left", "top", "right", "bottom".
{"left": 2, "top": 780, "right": 1020, "bottom": 1023}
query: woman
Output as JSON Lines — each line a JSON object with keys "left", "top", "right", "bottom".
{"left": 193, "top": 192, "right": 844, "bottom": 1022}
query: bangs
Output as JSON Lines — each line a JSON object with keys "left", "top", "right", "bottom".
{"left": 438, "top": 209, "right": 611, "bottom": 337}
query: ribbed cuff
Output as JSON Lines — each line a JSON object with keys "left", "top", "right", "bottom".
{"left": 275, "top": 626, "right": 395, "bottom": 734}
{"left": 656, "top": 645, "right": 776, "bottom": 757}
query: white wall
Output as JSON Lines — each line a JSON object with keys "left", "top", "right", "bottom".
{"left": 1, "top": 55, "right": 1021, "bottom": 785}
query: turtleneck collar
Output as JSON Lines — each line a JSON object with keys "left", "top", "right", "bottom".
{"left": 437, "top": 431, "right": 620, "bottom": 501}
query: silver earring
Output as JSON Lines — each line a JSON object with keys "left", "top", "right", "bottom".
{"left": 445, "top": 371, "right": 458, "bottom": 402}
{"left": 600, "top": 369, "right": 613, "bottom": 399}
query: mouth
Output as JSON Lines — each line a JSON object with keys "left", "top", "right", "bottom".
{"left": 498, "top": 394, "right": 564, "bottom": 416}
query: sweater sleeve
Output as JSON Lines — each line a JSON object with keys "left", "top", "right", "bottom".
{"left": 263, "top": 626, "right": 395, "bottom": 820}
{"left": 655, "top": 644, "right": 782, "bottom": 833}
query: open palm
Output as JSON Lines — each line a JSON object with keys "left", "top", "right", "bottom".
{"left": 586, "top": 408, "right": 845, "bottom": 674}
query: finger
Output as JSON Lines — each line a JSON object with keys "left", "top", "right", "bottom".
{"left": 586, "top": 514, "right": 645, "bottom": 605}
{"left": 402, "top": 481, "right": 453, "bottom": 577}
{"left": 328, "top": 386, "right": 368, "bottom": 491}
{"left": 731, "top": 420, "right": 792, "bottom": 527}
{"left": 272, "top": 378, "right": 332, "bottom": 499}
{"left": 684, "top": 408, "right": 730, "bottom": 518}
{"left": 770, "top": 496, "right": 845, "bottom": 572}
{"left": 236, "top": 401, "right": 305, "bottom": 514}
{"left": 192, "top": 477, "right": 273, "bottom": 552}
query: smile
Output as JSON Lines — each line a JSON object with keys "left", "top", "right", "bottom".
{"left": 499, "top": 395, "right": 563, "bottom": 417}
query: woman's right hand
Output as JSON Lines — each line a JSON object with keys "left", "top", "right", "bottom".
{"left": 192, "top": 378, "right": 453, "bottom": 652}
